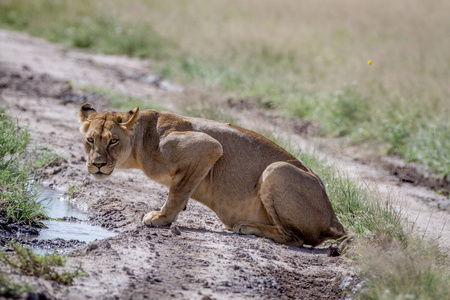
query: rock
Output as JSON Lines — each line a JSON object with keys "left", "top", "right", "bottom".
{"left": 170, "top": 225, "right": 181, "bottom": 236}
{"left": 104, "top": 241, "right": 111, "bottom": 249}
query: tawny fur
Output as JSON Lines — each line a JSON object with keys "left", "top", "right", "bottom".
{"left": 79, "top": 103, "right": 353, "bottom": 253}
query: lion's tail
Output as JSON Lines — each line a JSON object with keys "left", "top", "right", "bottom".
{"left": 327, "top": 225, "right": 355, "bottom": 256}
{"left": 338, "top": 229, "right": 355, "bottom": 254}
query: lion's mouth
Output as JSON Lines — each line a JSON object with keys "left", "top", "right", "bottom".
{"left": 88, "top": 167, "right": 113, "bottom": 179}
{"left": 86, "top": 162, "right": 114, "bottom": 180}
{"left": 91, "top": 171, "right": 111, "bottom": 180}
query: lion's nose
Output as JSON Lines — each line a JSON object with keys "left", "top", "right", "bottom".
{"left": 93, "top": 162, "right": 106, "bottom": 169}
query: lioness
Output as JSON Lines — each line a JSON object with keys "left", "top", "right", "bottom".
{"left": 79, "top": 103, "right": 353, "bottom": 253}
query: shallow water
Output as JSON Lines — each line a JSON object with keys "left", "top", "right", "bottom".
{"left": 38, "top": 188, "right": 88, "bottom": 220}
{"left": 37, "top": 220, "right": 116, "bottom": 243}
{"left": 37, "top": 187, "right": 116, "bottom": 243}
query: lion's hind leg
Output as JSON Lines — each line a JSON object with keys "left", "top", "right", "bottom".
{"left": 255, "top": 161, "right": 343, "bottom": 248}
{"left": 233, "top": 221, "right": 304, "bottom": 247}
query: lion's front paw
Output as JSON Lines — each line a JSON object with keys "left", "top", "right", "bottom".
{"left": 142, "top": 211, "right": 172, "bottom": 226}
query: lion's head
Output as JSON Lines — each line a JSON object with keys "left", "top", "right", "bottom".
{"left": 78, "top": 103, "right": 140, "bottom": 180}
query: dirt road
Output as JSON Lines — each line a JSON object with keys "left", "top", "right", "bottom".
{"left": 0, "top": 29, "right": 447, "bottom": 299}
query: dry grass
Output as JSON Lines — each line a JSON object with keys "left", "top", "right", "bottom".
{"left": 135, "top": 0, "right": 450, "bottom": 110}
{"left": 352, "top": 237, "right": 450, "bottom": 299}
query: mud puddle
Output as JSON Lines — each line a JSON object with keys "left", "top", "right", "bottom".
{"left": 31, "top": 186, "right": 117, "bottom": 253}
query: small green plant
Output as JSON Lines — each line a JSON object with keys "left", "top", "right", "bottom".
{"left": 0, "top": 243, "right": 85, "bottom": 285}
{"left": 0, "top": 271, "right": 32, "bottom": 298}
{"left": 65, "top": 185, "right": 80, "bottom": 199}
{"left": 32, "top": 145, "right": 66, "bottom": 169}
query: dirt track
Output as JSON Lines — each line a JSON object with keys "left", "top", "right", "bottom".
{"left": 0, "top": 29, "right": 448, "bottom": 299}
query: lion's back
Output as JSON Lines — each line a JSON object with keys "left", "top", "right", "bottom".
{"left": 189, "top": 118, "right": 304, "bottom": 199}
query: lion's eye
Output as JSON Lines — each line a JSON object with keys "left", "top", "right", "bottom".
{"left": 109, "top": 139, "right": 119, "bottom": 145}
{"left": 87, "top": 137, "right": 94, "bottom": 143}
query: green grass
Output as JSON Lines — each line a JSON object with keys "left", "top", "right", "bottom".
{"left": 285, "top": 87, "right": 450, "bottom": 177}
{"left": 0, "top": 0, "right": 169, "bottom": 60}
{"left": 0, "top": 109, "right": 48, "bottom": 226}
{"left": 405, "top": 125, "right": 450, "bottom": 177}
{"left": 0, "top": 110, "right": 79, "bottom": 295}
{"left": 0, "top": 243, "right": 84, "bottom": 285}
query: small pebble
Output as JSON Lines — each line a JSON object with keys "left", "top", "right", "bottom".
{"left": 170, "top": 225, "right": 181, "bottom": 236}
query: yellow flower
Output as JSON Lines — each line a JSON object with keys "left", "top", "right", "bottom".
{"left": 368, "top": 60, "right": 372, "bottom": 65}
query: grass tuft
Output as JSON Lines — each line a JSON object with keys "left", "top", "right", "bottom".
{"left": 0, "top": 243, "right": 84, "bottom": 285}
{"left": 65, "top": 185, "right": 81, "bottom": 199}
{"left": 0, "top": 109, "right": 48, "bottom": 226}
{"left": 0, "top": 270, "right": 32, "bottom": 298}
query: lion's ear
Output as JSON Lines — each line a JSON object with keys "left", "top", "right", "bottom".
{"left": 79, "top": 103, "right": 98, "bottom": 122}
{"left": 79, "top": 103, "right": 98, "bottom": 133}
{"left": 120, "top": 107, "right": 140, "bottom": 131}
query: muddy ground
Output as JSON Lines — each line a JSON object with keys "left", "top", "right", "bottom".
{"left": 0, "top": 30, "right": 448, "bottom": 299}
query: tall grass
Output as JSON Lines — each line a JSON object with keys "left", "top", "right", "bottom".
{"left": 1, "top": 0, "right": 449, "bottom": 176}
{"left": 355, "top": 238, "right": 450, "bottom": 299}
{"left": 0, "top": 109, "right": 47, "bottom": 226}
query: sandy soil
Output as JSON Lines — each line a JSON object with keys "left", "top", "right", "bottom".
{"left": 0, "top": 29, "right": 448, "bottom": 299}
